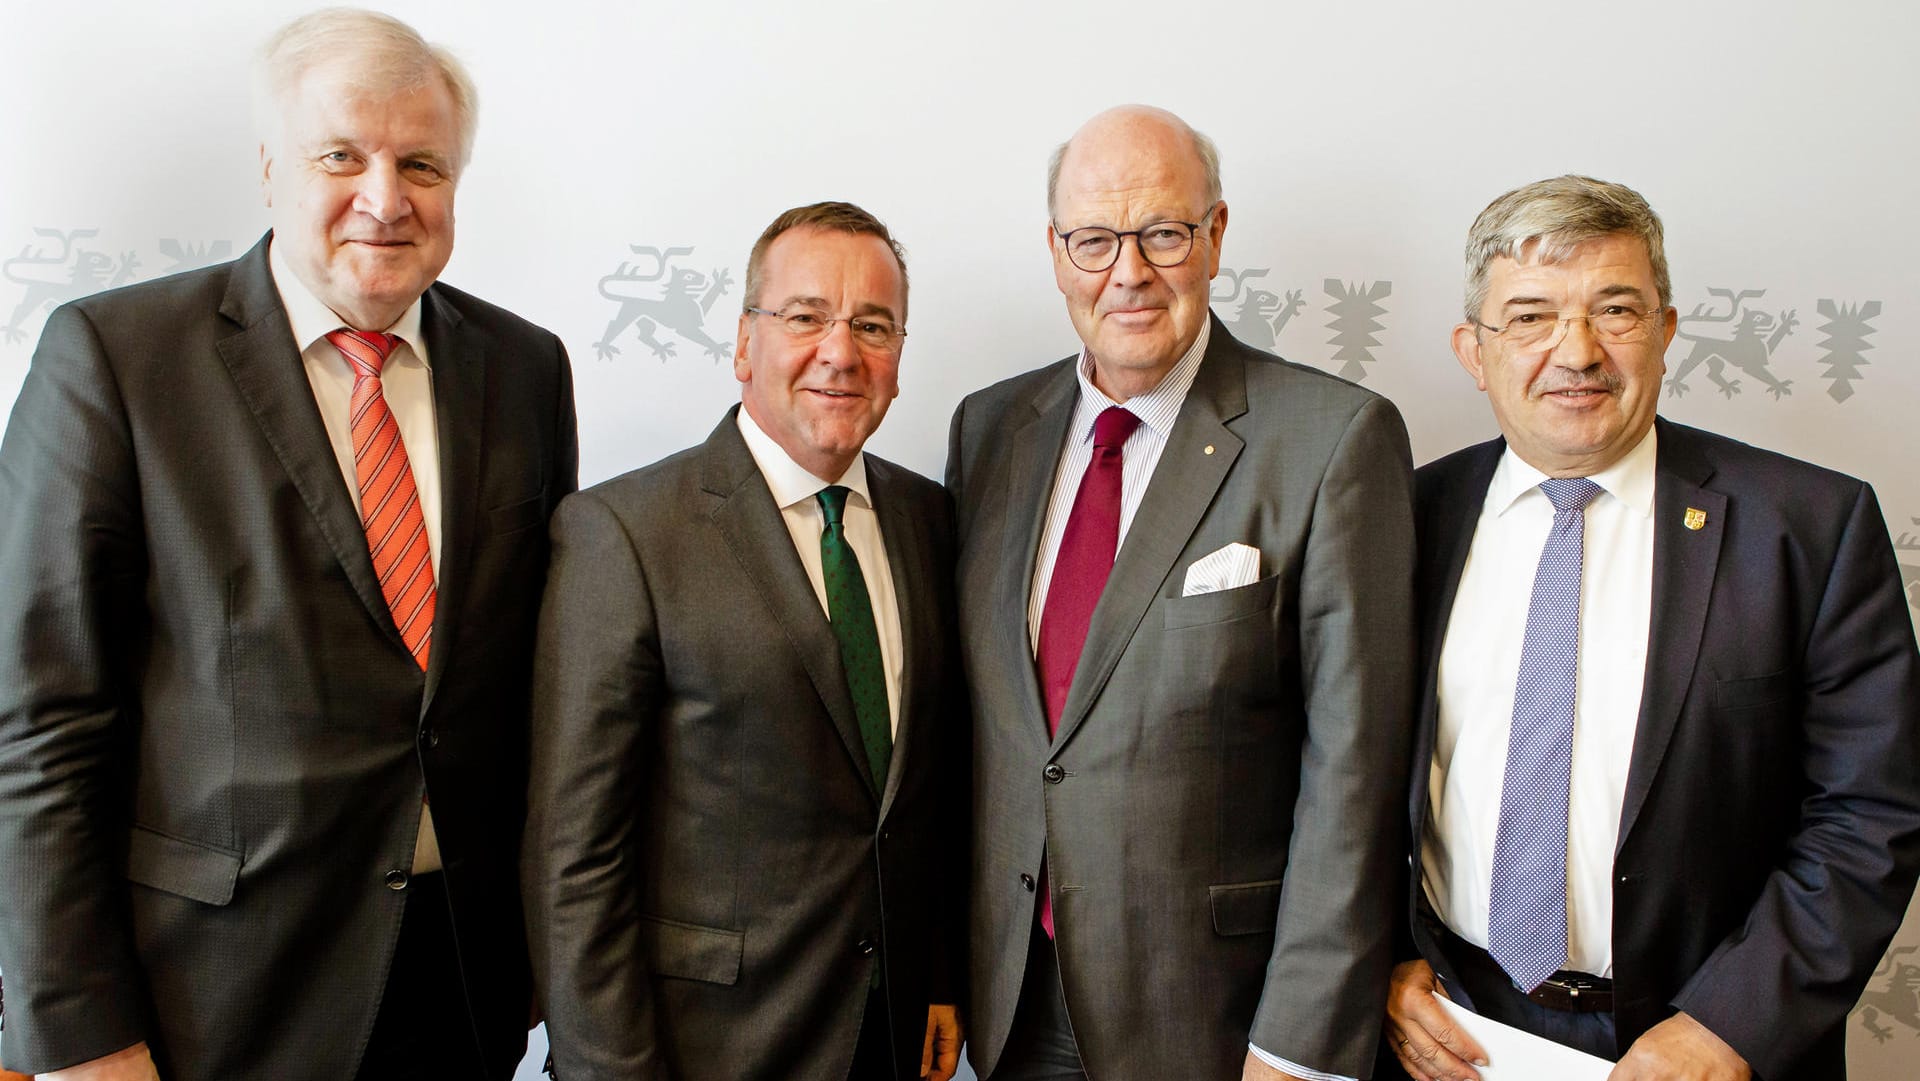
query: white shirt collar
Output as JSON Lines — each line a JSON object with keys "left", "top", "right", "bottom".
{"left": 268, "top": 236, "right": 428, "bottom": 367}
{"left": 734, "top": 405, "right": 873, "bottom": 512}
{"left": 1069, "top": 317, "right": 1210, "bottom": 440}
{"left": 1488, "top": 423, "right": 1659, "bottom": 518}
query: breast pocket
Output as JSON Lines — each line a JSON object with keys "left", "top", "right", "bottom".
{"left": 485, "top": 492, "right": 546, "bottom": 538}
{"left": 1162, "top": 573, "right": 1279, "bottom": 630}
{"left": 1709, "top": 668, "right": 1798, "bottom": 711}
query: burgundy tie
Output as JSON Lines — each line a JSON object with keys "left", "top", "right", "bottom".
{"left": 326, "top": 329, "right": 436, "bottom": 671}
{"left": 1033, "top": 405, "right": 1140, "bottom": 936}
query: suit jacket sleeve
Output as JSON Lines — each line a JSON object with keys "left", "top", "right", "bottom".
{"left": 523, "top": 492, "right": 668, "bottom": 1081}
{"left": 1670, "top": 480, "right": 1920, "bottom": 1075}
{"left": 0, "top": 304, "right": 155, "bottom": 1072}
{"left": 1247, "top": 394, "right": 1418, "bottom": 1074}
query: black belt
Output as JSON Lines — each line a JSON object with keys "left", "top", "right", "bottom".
{"left": 1434, "top": 920, "right": 1614, "bottom": 1013}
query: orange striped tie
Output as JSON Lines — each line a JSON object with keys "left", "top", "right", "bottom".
{"left": 327, "top": 329, "right": 435, "bottom": 670}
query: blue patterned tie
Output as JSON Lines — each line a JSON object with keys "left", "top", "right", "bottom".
{"left": 1488, "top": 476, "right": 1603, "bottom": 992}
{"left": 817, "top": 485, "right": 891, "bottom": 790}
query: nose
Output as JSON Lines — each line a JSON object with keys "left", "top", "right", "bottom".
{"left": 353, "top": 163, "right": 412, "bottom": 224}
{"left": 1546, "top": 313, "right": 1607, "bottom": 369}
{"left": 1107, "top": 232, "right": 1156, "bottom": 288}
{"left": 814, "top": 317, "right": 860, "bottom": 370}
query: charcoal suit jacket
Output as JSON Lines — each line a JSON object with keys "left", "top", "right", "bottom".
{"left": 0, "top": 234, "right": 578, "bottom": 1079}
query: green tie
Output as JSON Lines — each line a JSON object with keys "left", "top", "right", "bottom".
{"left": 817, "top": 485, "right": 891, "bottom": 790}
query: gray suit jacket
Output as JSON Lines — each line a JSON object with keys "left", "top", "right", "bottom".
{"left": 946, "top": 318, "right": 1416, "bottom": 1079}
{"left": 0, "top": 235, "right": 578, "bottom": 1078}
{"left": 524, "top": 408, "right": 963, "bottom": 1081}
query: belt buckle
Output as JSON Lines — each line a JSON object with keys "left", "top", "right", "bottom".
{"left": 1529, "top": 971, "right": 1612, "bottom": 1012}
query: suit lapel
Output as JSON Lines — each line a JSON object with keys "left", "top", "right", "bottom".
{"left": 419, "top": 287, "right": 483, "bottom": 716}
{"left": 1051, "top": 326, "right": 1247, "bottom": 751}
{"left": 214, "top": 236, "right": 399, "bottom": 649}
{"left": 703, "top": 410, "right": 878, "bottom": 799}
{"left": 874, "top": 460, "right": 928, "bottom": 818}
{"left": 1617, "top": 420, "right": 1725, "bottom": 853}
{"left": 1409, "top": 441, "right": 1504, "bottom": 839}
{"left": 1001, "top": 363, "right": 1079, "bottom": 742}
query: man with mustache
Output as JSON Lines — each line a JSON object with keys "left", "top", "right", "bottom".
{"left": 1382, "top": 175, "right": 1920, "bottom": 1081}
{"left": 948, "top": 104, "right": 1416, "bottom": 1080}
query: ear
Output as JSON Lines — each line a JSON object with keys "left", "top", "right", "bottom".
{"left": 1657, "top": 305, "right": 1678, "bottom": 373}
{"left": 1203, "top": 200, "right": 1228, "bottom": 278}
{"left": 1452, "top": 322, "right": 1488, "bottom": 390}
{"left": 1048, "top": 221, "right": 1076, "bottom": 297}
{"left": 259, "top": 144, "right": 274, "bottom": 207}
{"left": 732, "top": 311, "right": 753, "bottom": 385}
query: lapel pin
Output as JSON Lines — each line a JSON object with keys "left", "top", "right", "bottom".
{"left": 1204, "top": 445, "right": 1215, "bottom": 455}
{"left": 1684, "top": 507, "right": 1707, "bottom": 531}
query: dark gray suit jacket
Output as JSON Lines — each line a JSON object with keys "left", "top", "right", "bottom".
{"left": 1401, "top": 419, "right": 1920, "bottom": 1080}
{"left": 946, "top": 319, "right": 1417, "bottom": 1079}
{"left": 0, "top": 234, "right": 578, "bottom": 1079}
{"left": 524, "top": 408, "right": 963, "bottom": 1081}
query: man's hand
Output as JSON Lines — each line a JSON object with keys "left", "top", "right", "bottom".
{"left": 1384, "top": 959, "right": 1487, "bottom": 1081}
{"left": 1608, "top": 1012, "right": 1750, "bottom": 1081}
{"left": 921, "top": 1003, "right": 962, "bottom": 1081}
{"left": 40, "top": 1042, "right": 160, "bottom": 1081}
{"left": 1239, "top": 1051, "right": 1307, "bottom": 1080}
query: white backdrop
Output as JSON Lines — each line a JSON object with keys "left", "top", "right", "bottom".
{"left": 3, "top": 1, "right": 1917, "bottom": 1076}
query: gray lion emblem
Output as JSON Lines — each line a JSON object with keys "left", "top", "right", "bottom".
{"left": 4, "top": 228, "right": 139, "bottom": 344}
{"left": 593, "top": 245, "right": 734, "bottom": 362}
{"left": 1664, "top": 288, "right": 1797, "bottom": 400}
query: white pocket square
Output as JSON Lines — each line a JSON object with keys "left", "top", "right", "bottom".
{"left": 1182, "top": 542, "right": 1261, "bottom": 596}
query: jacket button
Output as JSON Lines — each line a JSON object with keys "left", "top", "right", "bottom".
{"left": 385, "top": 869, "right": 409, "bottom": 891}
{"left": 857, "top": 938, "right": 876, "bottom": 955}
{"left": 1020, "top": 873, "right": 1035, "bottom": 892}
{"left": 1043, "top": 763, "right": 1065, "bottom": 784}
{"left": 421, "top": 727, "right": 439, "bottom": 748}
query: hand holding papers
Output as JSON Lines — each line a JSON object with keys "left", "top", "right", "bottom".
{"left": 1435, "top": 996, "right": 1613, "bottom": 1080}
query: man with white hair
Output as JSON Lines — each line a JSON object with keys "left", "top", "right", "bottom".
{"left": 0, "top": 9, "right": 576, "bottom": 1079}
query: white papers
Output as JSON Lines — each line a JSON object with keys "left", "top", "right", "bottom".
{"left": 1435, "top": 996, "right": 1613, "bottom": 1080}
{"left": 1182, "top": 542, "right": 1260, "bottom": 595}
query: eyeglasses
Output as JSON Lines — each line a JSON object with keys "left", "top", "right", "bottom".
{"left": 1473, "top": 305, "right": 1663, "bottom": 350}
{"left": 745, "top": 304, "right": 907, "bottom": 351}
{"left": 1052, "top": 207, "right": 1217, "bottom": 273}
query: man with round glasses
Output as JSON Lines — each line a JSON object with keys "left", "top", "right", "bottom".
{"left": 526, "top": 201, "right": 963, "bottom": 1081}
{"left": 947, "top": 105, "right": 1418, "bottom": 1080}
{"left": 1383, "top": 175, "right": 1920, "bottom": 1081}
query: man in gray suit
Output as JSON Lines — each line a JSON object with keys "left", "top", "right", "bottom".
{"left": 946, "top": 105, "right": 1417, "bottom": 1080}
{"left": 525, "top": 201, "right": 963, "bottom": 1081}
{"left": 0, "top": 9, "right": 576, "bottom": 1081}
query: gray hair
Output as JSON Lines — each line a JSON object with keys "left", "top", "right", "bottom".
{"left": 1463, "top": 174, "right": 1671, "bottom": 321}
{"left": 1046, "top": 115, "right": 1223, "bottom": 221}
{"left": 743, "top": 201, "right": 910, "bottom": 319}
{"left": 255, "top": 8, "right": 479, "bottom": 174}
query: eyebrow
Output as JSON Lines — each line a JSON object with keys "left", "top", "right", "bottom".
{"left": 1500, "top": 283, "right": 1650, "bottom": 311}
{"left": 782, "top": 296, "right": 900, "bottom": 322}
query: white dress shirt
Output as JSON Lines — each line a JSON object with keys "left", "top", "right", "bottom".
{"left": 268, "top": 240, "right": 444, "bottom": 873}
{"left": 1421, "top": 427, "right": 1658, "bottom": 978}
{"left": 736, "top": 408, "right": 903, "bottom": 735}
{"left": 1023, "top": 322, "right": 1343, "bottom": 1081}
{"left": 1026, "top": 319, "right": 1208, "bottom": 653}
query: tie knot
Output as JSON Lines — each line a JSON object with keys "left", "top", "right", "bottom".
{"left": 1540, "top": 476, "right": 1603, "bottom": 515}
{"left": 326, "top": 329, "right": 402, "bottom": 380}
{"left": 1092, "top": 407, "right": 1141, "bottom": 450}
{"left": 816, "top": 485, "right": 852, "bottom": 527}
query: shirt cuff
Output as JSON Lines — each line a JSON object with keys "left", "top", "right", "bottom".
{"left": 1247, "top": 1043, "right": 1357, "bottom": 1081}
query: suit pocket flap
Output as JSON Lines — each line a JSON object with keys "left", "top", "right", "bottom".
{"left": 486, "top": 493, "right": 547, "bottom": 535}
{"left": 1709, "top": 668, "right": 1797, "bottom": 710}
{"left": 126, "top": 826, "right": 241, "bottom": 906}
{"left": 1163, "top": 574, "right": 1279, "bottom": 630}
{"left": 639, "top": 914, "right": 743, "bottom": 985}
{"left": 1209, "top": 878, "right": 1283, "bottom": 936}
